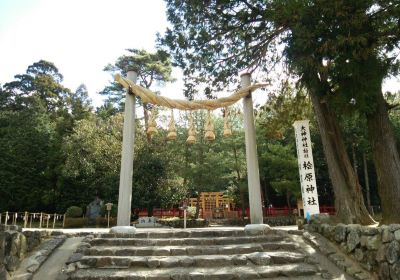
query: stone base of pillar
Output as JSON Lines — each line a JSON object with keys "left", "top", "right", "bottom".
{"left": 244, "top": 224, "right": 271, "bottom": 235}
{"left": 110, "top": 226, "right": 137, "bottom": 234}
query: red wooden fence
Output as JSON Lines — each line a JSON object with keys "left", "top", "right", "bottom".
{"left": 133, "top": 206, "right": 335, "bottom": 219}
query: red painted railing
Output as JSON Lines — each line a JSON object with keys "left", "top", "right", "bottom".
{"left": 133, "top": 206, "right": 335, "bottom": 219}
{"left": 134, "top": 208, "right": 183, "bottom": 218}
{"left": 319, "top": 206, "right": 336, "bottom": 215}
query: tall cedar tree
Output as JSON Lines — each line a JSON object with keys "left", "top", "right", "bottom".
{"left": 160, "top": 1, "right": 400, "bottom": 224}
{"left": 100, "top": 49, "right": 174, "bottom": 142}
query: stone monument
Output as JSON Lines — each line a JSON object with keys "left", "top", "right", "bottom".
{"left": 86, "top": 197, "right": 103, "bottom": 226}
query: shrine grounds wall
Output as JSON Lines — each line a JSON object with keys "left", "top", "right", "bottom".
{"left": 305, "top": 222, "right": 400, "bottom": 279}
{"left": 148, "top": 215, "right": 296, "bottom": 228}
{"left": 0, "top": 225, "right": 43, "bottom": 278}
{"left": 203, "top": 215, "right": 296, "bottom": 227}
{"left": 157, "top": 218, "right": 209, "bottom": 228}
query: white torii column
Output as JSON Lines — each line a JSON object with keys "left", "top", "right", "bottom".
{"left": 116, "top": 71, "right": 137, "bottom": 227}
{"left": 241, "top": 73, "right": 264, "bottom": 225}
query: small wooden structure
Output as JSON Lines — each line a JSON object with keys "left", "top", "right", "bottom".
{"left": 189, "top": 192, "right": 236, "bottom": 219}
{"left": 297, "top": 199, "right": 304, "bottom": 217}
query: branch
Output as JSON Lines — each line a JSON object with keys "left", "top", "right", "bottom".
{"left": 388, "top": 102, "right": 400, "bottom": 110}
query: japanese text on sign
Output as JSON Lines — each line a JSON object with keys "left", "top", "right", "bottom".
{"left": 293, "top": 120, "right": 320, "bottom": 219}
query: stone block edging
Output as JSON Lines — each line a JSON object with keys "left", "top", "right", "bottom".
{"left": 303, "top": 230, "right": 374, "bottom": 280}
{"left": 12, "top": 235, "right": 66, "bottom": 279}
{"left": 305, "top": 223, "right": 400, "bottom": 279}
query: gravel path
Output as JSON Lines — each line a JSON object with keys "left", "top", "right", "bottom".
{"left": 33, "top": 237, "right": 83, "bottom": 280}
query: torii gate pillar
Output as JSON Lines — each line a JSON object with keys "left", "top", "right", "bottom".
{"left": 116, "top": 71, "right": 137, "bottom": 226}
{"left": 241, "top": 73, "right": 264, "bottom": 224}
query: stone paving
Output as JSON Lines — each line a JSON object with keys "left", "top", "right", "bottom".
{"left": 58, "top": 227, "right": 358, "bottom": 280}
{"left": 11, "top": 235, "right": 66, "bottom": 280}
{"left": 2, "top": 226, "right": 372, "bottom": 279}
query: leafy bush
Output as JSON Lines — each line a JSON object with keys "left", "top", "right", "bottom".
{"left": 158, "top": 218, "right": 208, "bottom": 228}
{"left": 65, "top": 206, "right": 83, "bottom": 218}
{"left": 186, "top": 206, "right": 196, "bottom": 219}
{"left": 100, "top": 203, "right": 118, "bottom": 217}
{"left": 211, "top": 216, "right": 295, "bottom": 227}
{"left": 64, "top": 217, "right": 87, "bottom": 228}
{"left": 96, "top": 217, "right": 117, "bottom": 227}
{"left": 217, "top": 218, "right": 249, "bottom": 226}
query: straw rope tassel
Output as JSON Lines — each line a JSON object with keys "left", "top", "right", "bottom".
{"left": 204, "top": 110, "right": 216, "bottom": 141}
{"left": 115, "top": 74, "right": 267, "bottom": 110}
{"left": 167, "top": 110, "right": 177, "bottom": 141}
{"left": 223, "top": 107, "right": 232, "bottom": 137}
{"left": 186, "top": 111, "right": 196, "bottom": 145}
{"left": 147, "top": 107, "right": 158, "bottom": 137}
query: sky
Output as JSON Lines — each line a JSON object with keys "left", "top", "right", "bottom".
{"left": 0, "top": 0, "right": 399, "bottom": 109}
{"left": 0, "top": 0, "right": 185, "bottom": 107}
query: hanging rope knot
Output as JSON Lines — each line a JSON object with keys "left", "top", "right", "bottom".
{"left": 186, "top": 111, "right": 196, "bottom": 144}
{"left": 128, "top": 85, "right": 133, "bottom": 95}
{"left": 204, "top": 110, "right": 215, "bottom": 141}
{"left": 167, "top": 110, "right": 177, "bottom": 141}
{"left": 223, "top": 107, "right": 232, "bottom": 137}
{"left": 113, "top": 74, "right": 267, "bottom": 142}
{"left": 147, "top": 107, "right": 158, "bottom": 137}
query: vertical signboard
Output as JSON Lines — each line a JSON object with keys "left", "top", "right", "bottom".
{"left": 293, "top": 120, "right": 320, "bottom": 220}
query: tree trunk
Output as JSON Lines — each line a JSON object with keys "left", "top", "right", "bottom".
{"left": 365, "top": 91, "right": 400, "bottom": 224}
{"left": 310, "top": 91, "right": 375, "bottom": 225}
{"left": 351, "top": 143, "right": 358, "bottom": 179}
{"left": 148, "top": 204, "right": 154, "bottom": 217}
{"left": 195, "top": 196, "right": 200, "bottom": 219}
{"left": 232, "top": 144, "right": 246, "bottom": 219}
{"left": 143, "top": 104, "right": 151, "bottom": 143}
{"left": 286, "top": 189, "right": 292, "bottom": 216}
{"left": 239, "top": 188, "right": 246, "bottom": 219}
{"left": 261, "top": 178, "right": 269, "bottom": 207}
{"left": 362, "top": 152, "right": 372, "bottom": 214}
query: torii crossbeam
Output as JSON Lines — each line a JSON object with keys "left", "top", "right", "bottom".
{"left": 115, "top": 71, "right": 266, "bottom": 229}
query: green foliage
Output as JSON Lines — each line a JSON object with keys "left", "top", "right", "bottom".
{"left": 160, "top": 0, "right": 400, "bottom": 219}
{"left": 68, "top": 84, "right": 92, "bottom": 121}
{"left": 3, "top": 41, "right": 397, "bottom": 217}
{"left": 64, "top": 217, "right": 87, "bottom": 228}
{"left": 100, "top": 48, "right": 174, "bottom": 109}
{"left": 4, "top": 60, "right": 70, "bottom": 113}
{"left": 65, "top": 206, "right": 83, "bottom": 218}
{"left": 131, "top": 145, "right": 178, "bottom": 211}
{"left": 0, "top": 99, "right": 56, "bottom": 212}
{"left": 61, "top": 114, "right": 123, "bottom": 208}
{"left": 96, "top": 101, "right": 119, "bottom": 120}
{"left": 186, "top": 206, "right": 196, "bottom": 219}
{"left": 387, "top": 92, "right": 400, "bottom": 143}
{"left": 96, "top": 217, "right": 117, "bottom": 227}
{"left": 187, "top": 110, "right": 245, "bottom": 193}
{"left": 157, "top": 217, "right": 208, "bottom": 228}
{"left": 106, "top": 49, "right": 174, "bottom": 87}
{"left": 255, "top": 82, "right": 326, "bottom": 206}
{"left": 275, "top": 0, "right": 398, "bottom": 116}
{"left": 161, "top": 1, "right": 399, "bottom": 106}
{"left": 260, "top": 142, "right": 300, "bottom": 205}
{"left": 0, "top": 60, "right": 94, "bottom": 213}
{"left": 100, "top": 204, "right": 118, "bottom": 217}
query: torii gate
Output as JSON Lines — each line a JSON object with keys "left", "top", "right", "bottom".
{"left": 114, "top": 71, "right": 266, "bottom": 229}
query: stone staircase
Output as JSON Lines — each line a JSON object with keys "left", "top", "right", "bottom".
{"left": 65, "top": 228, "right": 324, "bottom": 279}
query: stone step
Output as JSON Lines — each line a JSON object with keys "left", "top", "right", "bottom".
{"left": 97, "top": 229, "right": 248, "bottom": 239}
{"left": 85, "top": 241, "right": 298, "bottom": 256}
{"left": 89, "top": 234, "right": 286, "bottom": 247}
{"left": 69, "top": 263, "right": 319, "bottom": 279}
{"left": 78, "top": 251, "right": 306, "bottom": 269}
